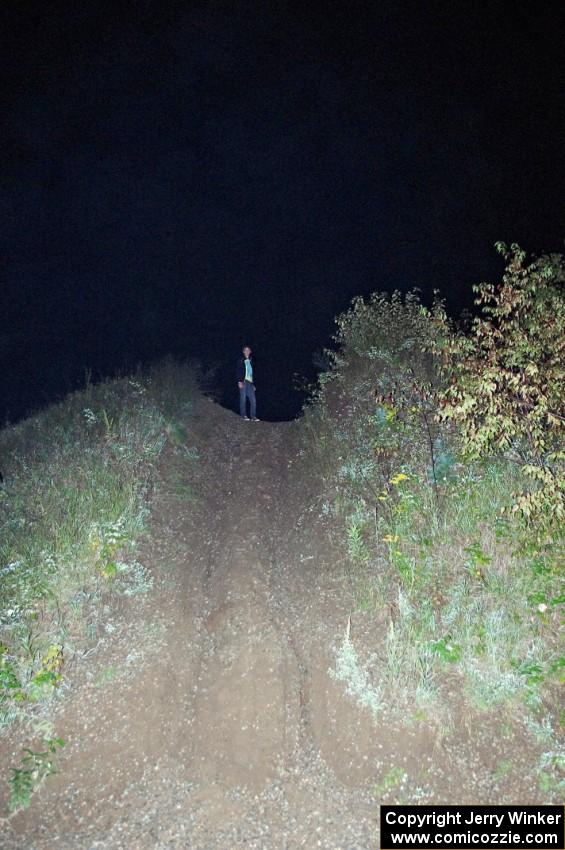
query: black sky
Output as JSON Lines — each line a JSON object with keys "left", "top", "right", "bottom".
{"left": 2, "top": 0, "right": 564, "bottom": 421}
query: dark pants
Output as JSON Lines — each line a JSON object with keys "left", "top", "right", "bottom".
{"left": 239, "top": 382, "right": 256, "bottom": 418}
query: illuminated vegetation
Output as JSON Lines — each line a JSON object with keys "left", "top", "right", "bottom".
{"left": 0, "top": 359, "right": 198, "bottom": 811}
{"left": 300, "top": 246, "right": 564, "bottom": 798}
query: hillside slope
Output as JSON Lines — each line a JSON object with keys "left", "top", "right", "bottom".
{"left": 1, "top": 397, "right": 552, "bottom": 849}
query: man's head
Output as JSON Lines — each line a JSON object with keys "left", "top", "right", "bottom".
{"left": 242, "top": 346, "right": 252, "bottom": 358}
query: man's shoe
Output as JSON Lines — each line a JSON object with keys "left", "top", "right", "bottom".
{"left": 243, "top": 416, "right": 250, "bottom": 420}
{"left": 252, "top": 417, "right": 260, "bottom": 421}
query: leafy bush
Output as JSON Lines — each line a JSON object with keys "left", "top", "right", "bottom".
{"left": 434, "top": 243, "right": 564, "bottom": 529}
{"left": 302, "top": 290, "right": 448, "bottom": 517}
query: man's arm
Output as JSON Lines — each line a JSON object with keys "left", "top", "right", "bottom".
{"left": 236, "top": 357, "right": 244, "bottom": 387}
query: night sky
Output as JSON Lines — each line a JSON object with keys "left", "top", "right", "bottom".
{"left": 2, "top": 1, "right": 564, "bottom": 422}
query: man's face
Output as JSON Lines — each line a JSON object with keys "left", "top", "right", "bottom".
{"left": 243, "top": 347, "right": 252, "bottom": 358}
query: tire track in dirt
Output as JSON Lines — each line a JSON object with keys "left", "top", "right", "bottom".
{"left": 189, "top": 419, "right": 302, "bottom": 792}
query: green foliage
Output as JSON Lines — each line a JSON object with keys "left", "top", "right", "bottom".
{"left": 302, "top": 289, "right": 448, "bottom": 519}
{"left": 534, "top": 746, "right": 565, "bottom": 801}
{"left": 8, "top": 737, "right": 65, "bottom": 812}
{"left": 373, "top": 766, "right": 408, "bottom": 798}
{"left": 430, "top": 635, "right": 462, "bottom": 663}
{"left": 0, "top": 644, "right": 26, "bottom": 723}
{"left": 435, "top": 243, "right": 564, "bottom": 529}
{"left": 346, "top": 518, "right": 371, "bottom": 563}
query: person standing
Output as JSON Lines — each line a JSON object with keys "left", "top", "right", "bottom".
{"left": 236, "top": 345, "right": 259, "bottom": 420}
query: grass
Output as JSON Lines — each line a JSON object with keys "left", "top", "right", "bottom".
{"left": 0, "top": 358, "right": 199, "bottom": 811}
{"left": 310, "top": 429, "right": 562, "bottom": 725}
{"left": 373, "top": 766, "right": 408, "bottom": 799}
{"left": 331, "top": 621, "right": 384, "bottom": 717}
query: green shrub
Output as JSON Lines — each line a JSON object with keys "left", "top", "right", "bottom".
{"left": 302, "top": 290, "right": 448, "bottom": 519}
{"left": 434, "top": 243, "right": 564, "bottom": 530}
